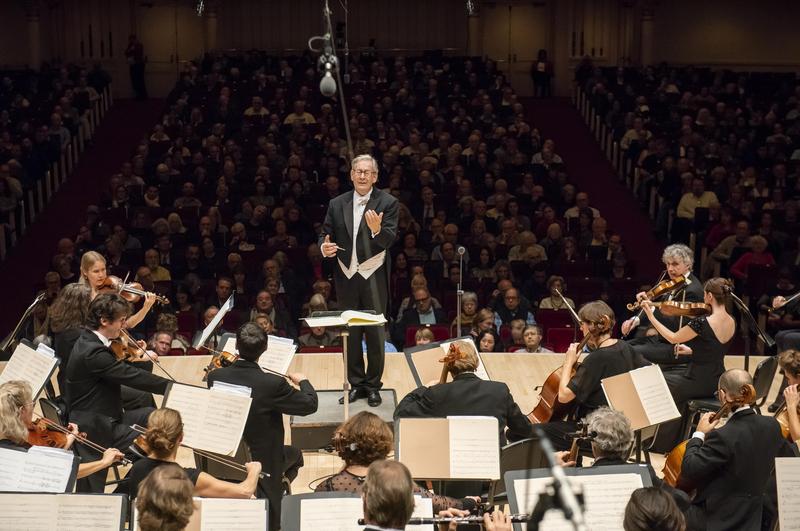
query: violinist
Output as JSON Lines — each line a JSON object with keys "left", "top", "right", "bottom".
{"left": 679, "top": 369, "right": 794, "bottom": 531}
{"left": 125, "top": 407, "right": 262, "bottom": 498}
{"left": 776, "top": 349, "right": 800, "bottom": 443}
{"left": 64, "top": 293, "right": 171, "bottom": 492}
{"left": 206, "top": 322, "right": 318, "bottom": 531}
{"left": 640, "top": 278, "right": 735, "bottom": 452}
{"left": 622, "top": 244, "right": 704, "bottom": 365}
{"left": 0, "top": 380, "right": 124, "bottom": 480}
{"left": 538, "top": 301, "right": 647, "bottom": 451}
{"left": 394, "top": 339, "right": 531, "bottom": 444}
{"left": 79, "top": 251, "right": 156, "bottom": 329}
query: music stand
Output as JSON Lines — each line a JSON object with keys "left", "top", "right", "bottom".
{"left": 729, "top": 290, "right": 775, "bottom": 371}
{"left": 305, "top": 310, "right": 383, "bottom": 421}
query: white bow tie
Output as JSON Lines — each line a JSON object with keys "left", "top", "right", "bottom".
{"left": 357, "top": 197, "right": 369, "bottom": 206}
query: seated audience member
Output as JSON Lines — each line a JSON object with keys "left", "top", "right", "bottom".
{"left": 470, "top": 308, "right": 497, "bottom": 340}
{"left": 135, "top": 464, "right": 195, "bottom": 531}
{"left": 316, "top": 412, "right": 474, "bottom": 512}
{"left": 703, "top": 220, "right": 751, "bottom": 279}
{"left": 680, "top": 369, "right": 795, "bottom": 531}
{"left": 476, "top": 329, "right": 502, "bottom": 353}
{"left": 363, "top": 324, "right": 399, "bottom": 353}
{"left": 538, "top": 275, "right": 575, "bottom": 309}
{"left": 0, "top": 380, "right": 124, "bottom": 480}
{"left": 395, "top": 274, "right": 442, "bottom": 320}
{"left": 729, "top": 235, "right": 775, "bottom": 282}
{"left": 393, "top": 288, "right": 446, "bottom": 348}
{"left": 127, "top": 408, "right": 262, "bottom": 498}
{"left": 493, "top": 287, "right": 535, "bottom": 329}
{"left": 299, "top": 326, "right": 340, "bottom": 347}
{"left": 451, "top": 291, "right": 478, "bottom": 335}
{"left": 360, "top": 460, "right": 416, "bottom": 531}
{"left": 623, "top": 487, "right": 686, "bottom": 531}
{"left": 253, "top": 312, "right": 274, "bottom": 335}
{"left": 507, "top": 318, "right": 526, "bottom": 349}
{"left": 395, "top": 340, "right": 531, "bottom": 444}
{"left": 192, "top": 306, "right": 226, "bottom": 349}
{"left": 250, "top": 290, "right": 294, "bottom": 336}
{"left": 521, "top": 324, "right": 552, "bottom": 353}
{"left": 414, "top": 327, "right": 435, "bottom": 346}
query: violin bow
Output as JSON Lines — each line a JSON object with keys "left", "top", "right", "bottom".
{"left": 120, "top": 329, "right": 177, "bottom": 382}
{"left": 622, "top": 269, "right": 668, "bottom": 338}
{"left": 33, "top": 415, "right": 131, "bottom": 465}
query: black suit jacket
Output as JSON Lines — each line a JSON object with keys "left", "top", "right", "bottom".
{"left": 64, "top": 329, "right": 169, "bottom": 424}
{"left": 393, "top": 307, "right": 447, "bottom": 348}
{"left": 394, "top": 372, "right": 532, "bottom": 444}
{"left": 681, "top": 408, "right": 795, "bottom": 531}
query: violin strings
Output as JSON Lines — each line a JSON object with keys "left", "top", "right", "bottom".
{"left": 35, "top": 416, "right": 131, "bottom": 465}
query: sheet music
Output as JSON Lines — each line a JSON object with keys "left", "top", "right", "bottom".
{"left": 439, "top": 339, "right": 491, "bottom": 380}
{"left": 210, "top": 380, "right": 252, "bottom": 397}
{"left": 0, "top": 493, "right": 123, "bottom": 531}
{"left": 258, "top": 335, "right": 296, "bottom": 375}
{"left": 447, "top": 416, "right": 500, "bottom": 479}
{"left": 304, "top": 310, "right": 387, "bottom": 328}
{"left": 776, "top": 457, "right": 800, "bottom": 531}
{"left": 629, "top": 365, "right": 680, "bottom": 425}
{"left": 196, "top": 498, "right": 267, "bottom": 530}
{"left": 164, "top": 383, "right": 252, "bottom": 455}
{"left": 407, "top": 496, "right": 434, "bottom": 531}
{"left": 513, "top": 473, "right": 643, "bottom": 530}
{"left": 0, "top": 446, "right": 75, "bottom": 493}
{"left": 194, "top": 294, "right": 234, "bottom": 348}
{"left": 300, "top": 497, "right": 362, "bottom": 531}
{"left": 0, "top": 342, "right": 59, "bottom": 398}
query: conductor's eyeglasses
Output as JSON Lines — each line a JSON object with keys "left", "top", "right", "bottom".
{"left": 353, "top": 169, "right": 376, "bottom": 176}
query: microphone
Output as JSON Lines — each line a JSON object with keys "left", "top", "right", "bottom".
{"left": 457, "top": 246, "right": 466, "bottom": 256}
{"left": 532, "top": 426, "right": 587, "bottom": 530}
{"left": 318, "top": 39, "right": 338, "bottom": 98}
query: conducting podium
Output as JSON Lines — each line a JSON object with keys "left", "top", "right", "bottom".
{"left": 303, "top": 310, "right": 387, "bottom": 420}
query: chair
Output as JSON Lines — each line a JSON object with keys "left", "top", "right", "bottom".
{"left": 487, "top": 437, "right": 548, "bottom": 505}
{"left": 498, "top": 324, "right": 512, "bottom": 346}
{"left": 167, "top": 348, "right": 185, "bottom": 356}
{"left": 176, "top": 310, "right": 198, "bottom": 339}
{"left": 546, "top": 327, "right": 575, "bottom": 353}
{"left": 534, "top": 309, "right": 575, "bottom": 333}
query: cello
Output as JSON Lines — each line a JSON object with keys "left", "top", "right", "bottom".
{"left": 662, "top": 383, "right": 756, "bottom": 492}
{"left": 526, "top": 314, "right": 612, "bottom": 424}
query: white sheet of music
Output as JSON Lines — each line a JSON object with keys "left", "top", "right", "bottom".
{"left": 439, "top": 339, "right": 491, "bottom": 380}
{"left": 164, "top": 383, "right": 252, "bottom": 455}
{"left": 194, "top": 294, "right": 234, "bottom": 348}
{"left": 304, "top": 310, "right": 387, "bottom": 327}
{"left": 776, "top": 457, "right": 800, "bottom": 531}
{"left": 0, "top": 446, "right": 75, "bottom": 493}
{"left": 299, "top": 497, "right": 362, "bottom": 531}
{"left": 195, "top": 498, "right": 268, "bottom": 530}
{"left": 0, "top": 342, "right": 58, "bottom": 398}
{"left": 54, "top": 494, "right": 124, "bottom": 530}
{"left": 407, "top": 496, "right": 434, "bottom": 531}
{"left": 447, "top": 416, "right": 500, "bottom": 479}
{"left": 0, "top": 493, "right": 124, "bottom": 531}
{"left": 513, "top": 473, "right": 643, "bottom": 531}
{"left": 630, "top": 365, "right": 681, "bottom": 425}
{"left": 258, "top": 335, "right": 296, "bottom": 375}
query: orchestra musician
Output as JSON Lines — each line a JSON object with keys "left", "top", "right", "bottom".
{"left": 64, "top": 293, "right": 171, "bottom": 492}
{"left": 622, "top": 244, "right": 704, "bottom": 366}
{"left": 623, "top": 487, "right": 686, "bottom": 531}
{"left": 539, "top": 300, "right": 648, "bottom": 451}
{"left": 206, "top": 322, "right": 318, "bottom": 531}
{"left": 776, "top": 349, "right": 800, "bottom": 443}
{"left": 0, "top": 380, "right": 125, "bottom": 480}
{"left": 135, "top": 464, "right": 195, "bottom": 531}
{"left": 125, "top": 407, "right": 262, "bottom": 498}
{"left": 316, "top": 411, "right": 479, "bottom": 513}
{"left": 319, "top": 154, "right": 399, "bottom": 408}
{"left": 640, "top": 278, "right": 736, "bottom": 451}
{"left": 393, "top": 339, "right": 532, "bottom": 444}
{"left": 679, "top": 369, "right": 795, "bottom": 531}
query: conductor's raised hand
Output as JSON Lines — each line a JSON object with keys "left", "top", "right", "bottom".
{"left": 364, "top": 209, "right": 383, "bottom": 235}
{"left": 321, "top": 234, "right": 338, "bottom": 258}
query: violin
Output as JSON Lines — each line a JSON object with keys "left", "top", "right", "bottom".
{"left": 201, "top": 347, "right": 239, "bottom": 381}
{"left": 526, "top": 314, "right": 612, "bottom": 424}
{"left": 28, "top": 418, "right": 70, "bottom": 448}
{"left": 626, "top": 274, "right": 689, "bottom": 311}
{"left": 662, "top": 383, "right": 756, "bottom": 492}
{"left": 644, "top": 300, "right": 711, "bottom": 318}
{"left": 774, "top": 401, "right": 797, "bottom": 440}
{"left": 98, "top": 275, "right": 170, "bottom": 305}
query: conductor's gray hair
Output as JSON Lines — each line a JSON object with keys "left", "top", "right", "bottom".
{"left": 662, "top": 244, "right": 694, "bottom": 268}
{"left": 351, "top": 154, "right": 379, "bottom": 172}
{"left": 586, "top": 407, "right": 634, "bottom": 459}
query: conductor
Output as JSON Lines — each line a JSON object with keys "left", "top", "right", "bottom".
{"left": 320, "top": 154, "right": 398, "bottom": 407}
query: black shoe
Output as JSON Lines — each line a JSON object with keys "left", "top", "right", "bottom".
{"left": 367, "top": 390, "right": 382, "bottom": 407}
{"left": 339, "top": 388, "right": 366, "bottom": 404}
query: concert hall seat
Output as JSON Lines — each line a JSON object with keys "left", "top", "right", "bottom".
{"left": 404, "top": 324, "right": 450, "bottom": 347}
{"left": 167, "top": 348, "right": 185, "bottom": 356}
{"left": 297, "top": 345, "right": 343, "bottom": 353}
{"left": 546, "top": 327, "right": 575, "bottom": 353}
{"left": 176, "top": 310, "right": 198, "bottom": 338}
{"left": 534, "top": 309, "right": 575, "bottom": 332}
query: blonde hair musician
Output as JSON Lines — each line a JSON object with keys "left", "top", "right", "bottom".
{"left": 79, "top": 251, "right": 156, "bottom": 329}
{"left": 135, "top": 464, "right": 195, "bottom": 531}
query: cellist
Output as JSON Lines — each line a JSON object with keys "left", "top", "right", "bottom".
{"left": 538, "top": 300, "right": 647, "bottom": 451}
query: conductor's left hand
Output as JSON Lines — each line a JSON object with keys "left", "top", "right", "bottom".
{"left": 365, "top": 210, "right": 383, "bottom": 235}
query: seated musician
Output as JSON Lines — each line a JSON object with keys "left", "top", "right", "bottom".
{"left": 64, "top": 293, "right": 171, "bottom": 492}
{"left": 206, "top": 322, "right": 318, "bottom": 531}
{"left": 554, "top": 407, "right": 689, "bottom": 510}
{"left": 623, "top": 487, "right": 686, "bottom": 531}
{"left": 316, "top": 411, "right": 478, "bottom": 512}
{"left": 135, "top": 464, "right": 195, "bottom": 531}
{"left": 640, "top": 277, "right": 735, "bottom": 451}
{"left": 393, "top": 339, "right": 532, "bottom": 444}
{"left": 0, "top": 380, "right": 125, "bottom": 480}
{"left": 126, "top": 407, "right": 262, "bottom": 498}
{"left": 680, "top": 369, "right": 795, "bottom": 531}
{"left": 539, "top": 300, "right": 648, "bottom": 451}
{"left": 622, "top": 244, "right": 704, "bottom": 365}
{"left": 777, "top": 349, "right": 800, "bottom": 443}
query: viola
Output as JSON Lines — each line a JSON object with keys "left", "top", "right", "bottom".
{"left": 201, "top": 348, "right": 239, "bottom": 381}
{"left": 646, "top": 300, "right": 711, "bottom": 318}
{"left": 526, "top": 315, "right": 612, "bottom": 424}
{"left": 774, "top": 402, "right": 796, "bottom": 440}
{"left": 27, "top": 418, "right": 69, "bottom": 448}
{"left": 98, "top": 275, "right": 170, "bottom": 305}
{"left": 438, "top": 342, "right": 468, "bottom": 384}
{"left": 662, "top": 383, "right": 756, "bottom": 492}
{"left": 627, "top": 274, "right": 689, "bottom": 311}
